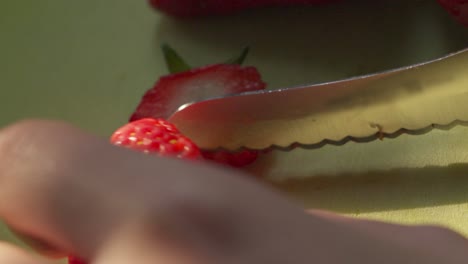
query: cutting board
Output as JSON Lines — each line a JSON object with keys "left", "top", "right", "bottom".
{"left": 0, "top": 0, "right": 467, "bottom": 258}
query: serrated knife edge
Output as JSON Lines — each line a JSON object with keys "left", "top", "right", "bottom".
{"left": 169, "top": 47, "right": 468, "bottom": 150}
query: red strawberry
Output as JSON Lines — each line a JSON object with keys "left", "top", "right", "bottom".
{"left": 131, "top": 45, "right": 265, "bottom": 121}
{"left": 130, "top": 45, "right": 266, "bottom": 168}
{"left": 129, "top": 64, "right": 266, "bottom": 121}
{"left": 202, "top": 149, "right": 259, "bottom": 168}
{"left": 149, "top": 0, "right": 340, "bottom": 17}
{"left": 438, "top": 0, "right": 468, "bottom": 26}
{"left": 110, "top": 118, "right": 202, "bottom": 160}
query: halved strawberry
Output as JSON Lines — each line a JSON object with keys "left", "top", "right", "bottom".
{"left": 130, "top": 45, "right": 266, "bottom": 168}
{"left": 129, "top": 64, "right": 266, "bottom": 121}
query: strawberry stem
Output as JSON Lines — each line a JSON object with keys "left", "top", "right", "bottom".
{"left": 162, "top": 44, "right": 250, "bottom": 74}
{"left": 225, "top": 46, "right": 250, "bottom": 65}
{"left": 162, "top": 43, "right": 191, "bottom": 74}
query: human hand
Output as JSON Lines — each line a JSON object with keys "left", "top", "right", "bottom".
{"left": 0, "top": 119, "right": 467, "bottom": 264}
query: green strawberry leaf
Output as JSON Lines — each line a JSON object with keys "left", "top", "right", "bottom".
{"left": 226, "top": 46, "right": 250, "bottom": 65}
{"left": 162, "top": 43, "right": 192, "bottom": 74}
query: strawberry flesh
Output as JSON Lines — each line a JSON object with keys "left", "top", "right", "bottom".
{"left": 130, "top": 64, "right": 266, "bottom": 121}
{"left": 130, "top": 47, "right": 267, "bottom": 168}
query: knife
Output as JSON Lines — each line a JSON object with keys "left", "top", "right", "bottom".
{"left": 168, "top": 48, "right": 468, "bottom": 151}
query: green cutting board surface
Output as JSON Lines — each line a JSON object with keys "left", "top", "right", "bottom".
{"left": 1, "top": 0, "right": 468, "bottom": 260}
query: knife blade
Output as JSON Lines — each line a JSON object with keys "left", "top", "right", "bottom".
{"left": 168, "top": 48, "right": 468, "bottom": 151}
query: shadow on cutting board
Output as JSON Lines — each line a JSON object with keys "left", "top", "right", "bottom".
{"left": 247, "top": 123, "right": 468, "bottom": 214}
{"left": 271, "top": 163, "right": 468, "bottom": 214}
{"left": 154, "top": 0, "right": 468, "bottom": 89}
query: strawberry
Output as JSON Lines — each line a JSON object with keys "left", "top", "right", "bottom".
{"left": 202, "top": 149, "right": 259, "bottom": 168}
{"left": 130, "top": 45, "right": 265, "bottom": 168}
{"left": 149, "top": 0, "right": 340, "bottom": 17}
{"left": 438, "top": 0, "right": 468, "bottom": 26}
{"left": 129, "top": 64, "right": 265, "bottom": 121}
{"left": 130, "top": 47, "right": 265, "bottom": 121}
{"left": 110, "top": 118, "right": 202, "bottom": 160}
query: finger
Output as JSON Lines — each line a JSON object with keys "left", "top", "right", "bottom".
{"left": 0, "top": 119, "right": 301, "bottom": 261}
{"left": 0, "top": 119, "right": 130, "bottom": 256}
{"left": 0, "top": 119, "right": 226, "bottom": 257}
{"left": 6, "top": 120, "right": 468, "bottom": 264}
{"left": 0, "top": 242, "right": 52, "bottom": 264}
{"left": 0, "top": 119, "right": 189, "bottom": 257}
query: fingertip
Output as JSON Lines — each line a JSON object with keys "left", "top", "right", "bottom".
{"left": 0, "top": 119, "right": 84, "bottom": 160}
{"left": 0, "top": 119, "right": 68, "bottom": 138}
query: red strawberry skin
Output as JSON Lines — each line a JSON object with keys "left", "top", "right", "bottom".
{"left": 129, "top": 63, "right": 266, "bottom": 169}
{"left": 68, "top": 256, "right": 87, "bottom": 264}
{"left": 149, "top": 0, "right": 340, "bottom": 17}
{"left": 130, "top": 64, "right": 266, "bottom": 122}
{"left": 438, "top": 0, "right": 468, "bottom": 26}
{"left": 111, "top": 118, "right": 201, "bottom": 160}
{"left": 203, "top": 149, "right": 259, "bottom": 168}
